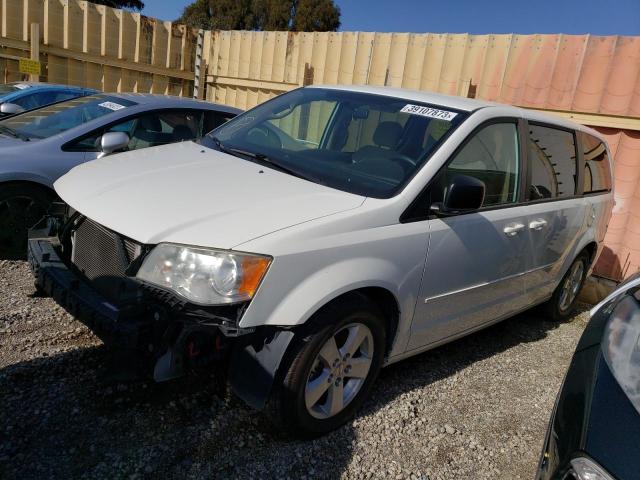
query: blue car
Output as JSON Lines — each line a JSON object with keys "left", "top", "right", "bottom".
{"left": 0, "top": 82, "right": 96, "bottom": 117}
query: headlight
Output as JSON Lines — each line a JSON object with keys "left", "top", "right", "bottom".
{"left": 570, "top": 457, "right": 614, "bottom": 480}
{"left": 136, "top": 243, "right": 271, "bottom": 305}
{"left": 601, "top": 291, "right": 640, "bottom": 415}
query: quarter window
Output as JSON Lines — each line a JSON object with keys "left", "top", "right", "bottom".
{"left": 582, "top": 133, "right": 612, "bottom": 194}
{"left": 527, "top": 125, "right": 577, "bottom": 200}
{"left": 437, "top": 122, "right": 520, "bottom": 207}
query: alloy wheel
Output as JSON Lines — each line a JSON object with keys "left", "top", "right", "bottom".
{"left": 558, "top": 260, "right": 585, "bottom": 313}
{"left": 304, "top": 322, "right": 374, "bottom": 419}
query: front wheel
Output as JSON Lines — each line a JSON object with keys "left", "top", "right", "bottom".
{"left": 545, "top": 252, "right": 589, "bottom": 321}
{"left": 268, "top": 294, "right": 386, "bottom": 437}
{"left": 0, "top": 184, "right": 53, "bottom": 260}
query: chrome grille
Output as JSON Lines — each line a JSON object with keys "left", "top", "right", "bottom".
{"left": 71, "top": 217, "right": 142, "bottom": 300}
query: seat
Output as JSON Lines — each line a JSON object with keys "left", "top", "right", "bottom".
{"left": 173, "top": 124, "right": 194, "bottom": 142}
{"left": 129, "top": 116, "right": 174, "bottom": 149}
{"left": 351, "top": 121, "right": 406, "bottom": 182}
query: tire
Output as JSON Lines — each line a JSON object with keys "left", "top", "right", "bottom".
{"left": 268, "top": 293, "right": 386, "bottom": 437}
{"left": 0, "top": 184, "right": 53, "bottom": 260}
{"left": 545, "top": 252, "right": 590, "bottom": 321}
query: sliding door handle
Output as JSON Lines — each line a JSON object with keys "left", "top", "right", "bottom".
{"left": 529, "top": 219, "right": 548, "bottom": 231}
{"left": 503, "top": 223, "right": 525, "bottom": 236}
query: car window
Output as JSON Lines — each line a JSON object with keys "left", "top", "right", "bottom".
{"left": 14, "top": 91, "right": 76, "bottom": 110}
{"left": 209, "top": 88, "right": 467, "bottom": 198}
{"left": 582, "top": 132, "right": 612, "bottom": 194}
{"left": 434, "top": 122, "right": 520, "bottom": 207}
{"left": 11, "top": 92, "right": 40, "bottom": 110}
{"left": 0, "top": 95, "right": 138, "bottom": 140}
{"left": 69, "top": 118, "right": 137, "bottom": 152}
{"left": 203, "top": 111, "right": 236, "bottom": 135}
{"left": 67, "top": 110, "right": 203, "bottom": 152}
{"left": 527, "top": 124, "right": 577, "bottom": 200}
{"left": 128, "top": 110, "right": 203, "bottom": 150}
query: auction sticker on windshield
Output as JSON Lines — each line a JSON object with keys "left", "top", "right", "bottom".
{"left": 99, "top": 101, "right": 126, "bottom": 111}
{"left": 400, "top": 104, "right": 458, "bottom": 121}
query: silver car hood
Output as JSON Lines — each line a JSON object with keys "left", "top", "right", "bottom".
{"left": 55, "top": 141, "right": 365, "bottom": 249}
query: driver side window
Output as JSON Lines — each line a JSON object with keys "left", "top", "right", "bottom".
{"left": 69, "top": 118, "right": 137, "bottom": 152}
{"left": 438, "top": 122, "right": 520, "bottom": 207}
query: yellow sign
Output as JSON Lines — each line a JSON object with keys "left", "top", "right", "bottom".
{"left": 19, "top": 58, "right": 41, "bottom": 76}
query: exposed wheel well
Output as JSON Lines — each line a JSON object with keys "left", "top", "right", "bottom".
{"left": 322, "top": 287, "right": 400, "bottom": 356}
{"left": 582, "top": 241, "right": 598, "bottom": 267}
{"left": 0, "top": 180, "right": 57, "bottom": 200}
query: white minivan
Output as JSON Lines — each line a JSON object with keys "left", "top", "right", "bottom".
{"left": 29, "top": 85, "right": 614, "bottom": 436}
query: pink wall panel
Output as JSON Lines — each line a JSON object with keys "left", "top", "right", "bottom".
{"left": 599, "top": 36, "right": 640, "bottom": 116}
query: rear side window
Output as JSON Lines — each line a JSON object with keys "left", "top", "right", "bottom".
{"left": 582, "top": 133, "right": 612, "bottom": 194}
{"left": 527, "top": 124, "right": 577, "bottom": 200}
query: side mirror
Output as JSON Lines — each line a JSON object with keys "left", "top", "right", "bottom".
{"left": 0, "top": 103, "right": 25, "bottom": 115}
{"left": 98, "top": 131, "right": 130, "bottom": 158}
{"left": 431, "top": 174, "right": 485, "bottom": 216}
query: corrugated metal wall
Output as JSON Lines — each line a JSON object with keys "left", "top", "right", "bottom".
{"left": 203, "top": 31, "right": 640, "bottom": 280}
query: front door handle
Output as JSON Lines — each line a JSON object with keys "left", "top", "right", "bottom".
{"left": 529, "top": 219, "right": 548, "bottom": 231}
{"left": 503, "top": 223, "right": 525, "bottom": 236}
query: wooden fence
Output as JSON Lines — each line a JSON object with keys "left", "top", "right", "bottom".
{"left": 0, "top": 0, "right": 198, "bottom": 95}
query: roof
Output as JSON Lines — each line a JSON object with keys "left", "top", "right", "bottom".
{"left": 310, "top": 84, "right": 596, "bottom": 135}
{"left": 104, "top": 92, "right": 242, "bottom": 114}
{"left": 311, "top": 84, "right": 498, "bottom": 111}
{"left": 7, "top": 81, "right": 90, "bottom": 91}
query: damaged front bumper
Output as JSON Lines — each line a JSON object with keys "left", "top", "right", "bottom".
{"left": 28, "top": 221, "right": 295, "bottom": 410}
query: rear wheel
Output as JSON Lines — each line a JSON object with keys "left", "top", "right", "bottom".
{"left": 545, "top": 252, "right": 589, "bottom": 321}
{"left": 269, "top": 294, "right": 386, "bottom": 437}
{"left": 0, "top": 184, "right": 53, "bottom": 260}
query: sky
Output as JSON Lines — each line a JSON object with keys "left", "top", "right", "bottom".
{"left": 142, "top": 0, "right": 640, "bottom": 36}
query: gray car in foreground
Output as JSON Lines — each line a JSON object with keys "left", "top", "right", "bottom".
{"left": 0, "top": 92, "right": 240, "bottom": 258}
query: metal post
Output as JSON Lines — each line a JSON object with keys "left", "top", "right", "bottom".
{"left": 30, "top": 23, "right": 40, "bottom": 82}
{"left": 193, "top": 29, "right": 204, "bottom": 99}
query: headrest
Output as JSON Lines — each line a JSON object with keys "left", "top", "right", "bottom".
{"left": 373, "top": 121, "right": 402, "bottom": 149}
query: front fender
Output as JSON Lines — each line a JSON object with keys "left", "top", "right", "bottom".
{"left": 240, "top": 256, "right": 408, "bottom": 329}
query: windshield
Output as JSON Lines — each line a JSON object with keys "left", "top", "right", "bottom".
{"left": 0, "top": 95, "right": 137, "bottom": 140}
{"left": 207, "top": 88, "right": 467, "bottom": 198}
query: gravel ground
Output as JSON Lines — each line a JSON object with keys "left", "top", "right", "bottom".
{"left": 0, "top": 259, "right": 591, "bottom": 479}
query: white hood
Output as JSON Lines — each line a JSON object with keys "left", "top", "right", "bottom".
{"left": 54, "top": 141, "right": 365, "bottom": 249}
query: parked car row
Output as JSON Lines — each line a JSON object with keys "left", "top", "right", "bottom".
{"left": 2, "top": 80, "right": 635, "bottom": 473}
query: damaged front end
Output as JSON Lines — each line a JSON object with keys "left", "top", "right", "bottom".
{"left": 28, "top": 206, "right": 294, "bottom": 409}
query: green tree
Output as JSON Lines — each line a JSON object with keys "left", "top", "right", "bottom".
{"left": 292, "top": 0, "right": 340, "bottom": 31}
{"left": 177, "top": 0, "right": 340, "bottom": 31}
{"left": 93, "top": 0, "right": 144, "bottom": 11}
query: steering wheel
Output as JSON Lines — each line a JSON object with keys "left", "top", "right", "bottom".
{"left": 246, "top": 125, "right": 283, "bottom": 149}
{"left": 388, "top": 154, "right": 417, "bottom": 173}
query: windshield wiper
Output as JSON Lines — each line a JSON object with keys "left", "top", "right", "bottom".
{"left": 0, "top": 124, "right": 29, "bottom": 141}
{"left": 210, "top": 137, "right": 319, "bottom": 183}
